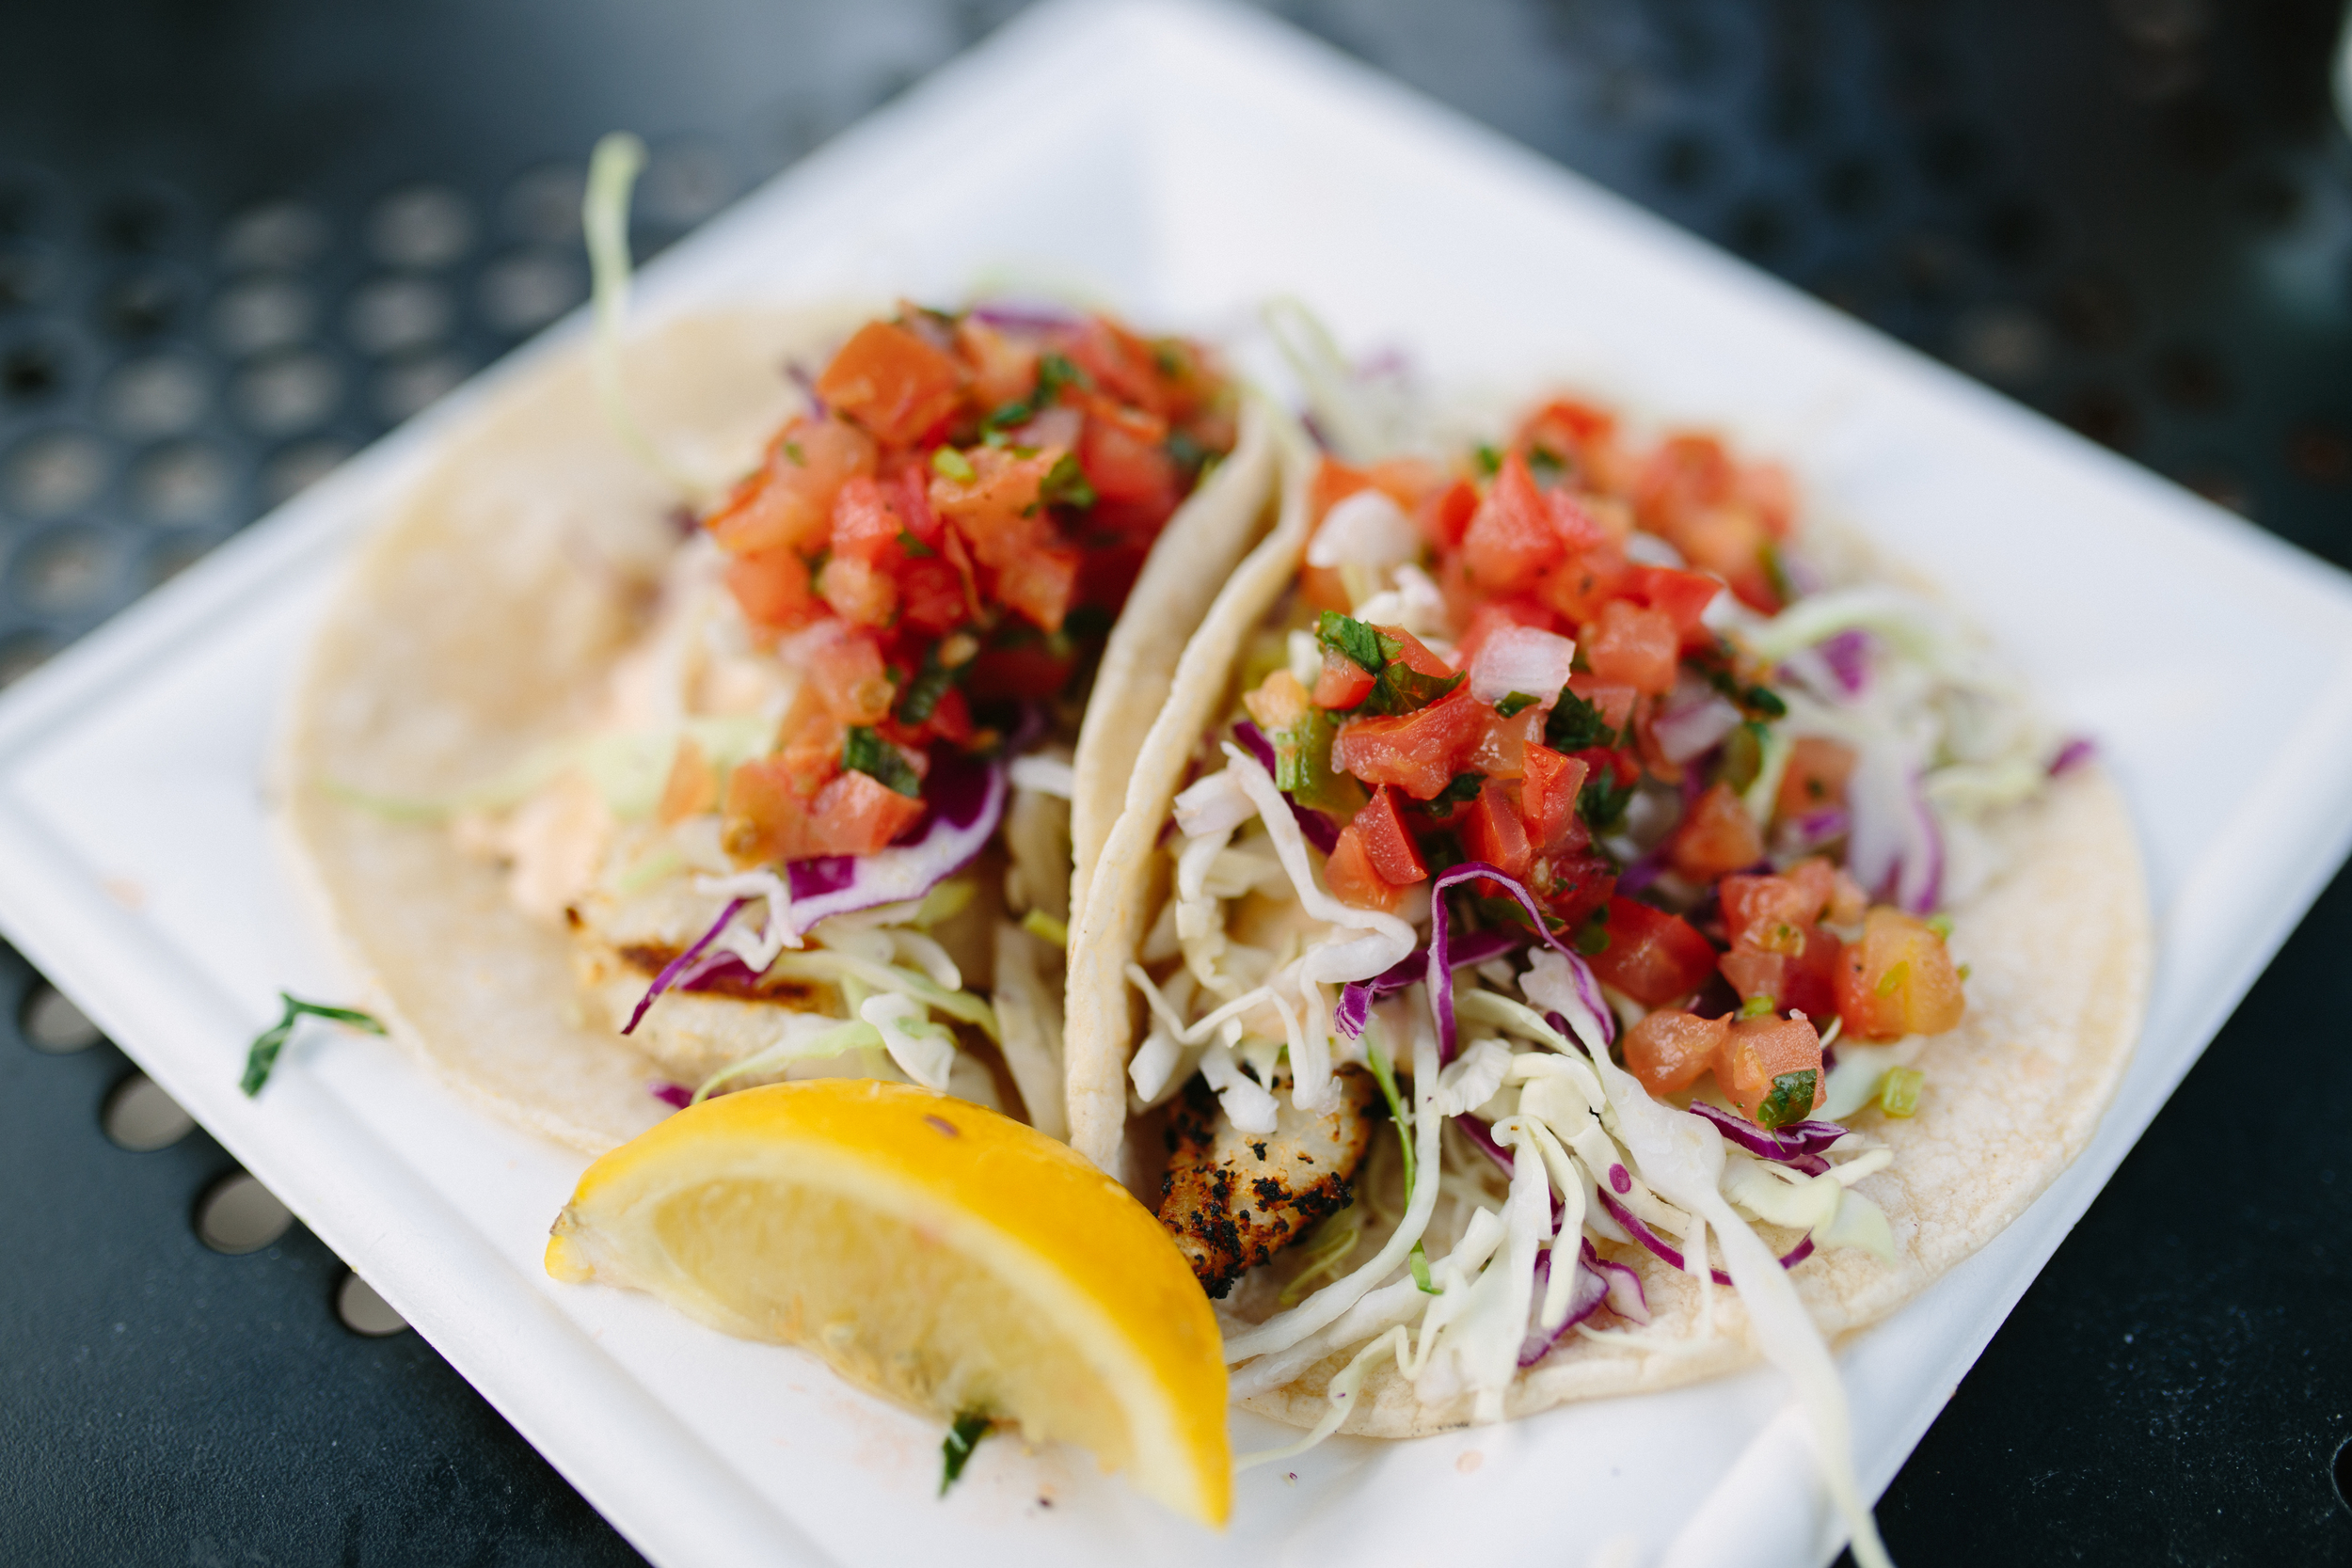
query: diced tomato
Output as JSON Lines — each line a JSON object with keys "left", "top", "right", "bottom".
{"left": 896, "top": 557, "right": 966, "bottom": 635}
{"left": 1620, "top": 564, "right": 1723, "bottom": 647}
{"left": 1719, "top": 869, "right": 1829, "bottom": 951}
{"left": 1669, "top": 782, "right": 1764, "bottom": 881}
{"left": 1454, "top": 597, "right": 1559, "bottom": 671}
{"left": 723, "top": 548, "right": 823, "bottom": 632}
{"left": 804, "top": 626, "right": 895, "bottom": 725}
{"left": 1080, "top": 400, "right": 1177, "bottom": 507}
{"left": 1519, "top": 743, "right": 1591, "bottom": 852}
{"left": 1774, "top": 736, "right": 1857, "bottom": 825}
{"left": 1583, "top": 895, "right": 1719, "bottom": 1006}
{"left": 1324, "top": 821, "right": 1405, "bottom": 913}
{"left": 828, "top": 475, "right": 906, "bottom": 566}
{"left": 994, "top": 544, "right": 1082, "bottom": 634}
{"left": 962, "top": 641, "right": 1074, "bottom": 702}
{"left": 1676, "top": 507, "right": 1774, "bottom": 611}
{"left": 1714, "top": 1014, "right": 1826, "bottom": 1127}
{"left": 817, "top": 322, "right": 965, "bottom": 446}
{"left": 1741, "top": 461, "right": 1797, "bottom": 540}
{"left": 720, "top": 755, "right": 816, "bottom": 864}
{"left": 1569, "top": 745, "right": 1640, "bottom": 792}
{"left": 1465, "top": 703, "right": 1544, "bottom": 780}
{"left": 1311, "top": 458, "right": 1371, "bottom": 521}
{"left": 1835, "top": 907, "right": 1967, "bottom": 1041}
{"left": 1719, "top": 924, "right": 1842, "bottom": 1019}
{"left": 1565, "top": 673, "right": 1640, "bottom": 733}
{"left": 1376, "top": 626, "right": 1454, "bottom": 679}
{"left": 953, "top": 317, "right": 1039, "bottom": 413}
{"left": 1313, "top": 648, "right": 1377, "bottom": 710}
{"left": 1624, "top": 1009, "right": 1730, "bottom": 1096}
{"left": 922, "top": 687, "right": 974, "bottom": 746}
{"left": 1546, "top": 489, "right": 1611, "bottom": 552}
{"left": 1065, "top": 315, "right": 1176, "bottom": 419}
{"left": 817, "top": 551, "right": 897, "bottom": 627}
{"left": 1459, "top": 451, "right": 1565, "bottom": 594}
{"left": 1534, "top": 543, "right": 1630, "bottom": 626}
{"left": 1329, "top": 687, "right": 1486, "bottom": 800}
{"left": 1299, "top": 562, "right": 1352, "bottom": 612}
{"left": 1418, "top": 478, "right": 1480, "bottom": 550}
{"left": 1529, "top": 850, "right": 1613, "bottom": 928}
{"left": 1583, "top": 598, "right": 1680, "bottom": 695}
{"left": 893, "top": 463, "right": 944, "bottom": 550}
{"left": 1355, "top": 786, "right": 1429, "bottom": 885}
{"left": 707, "top": 418, "right": 877, "bottom": 557}
{"left": 1633, "top": 433, "right": 1737, "bottom": 540}
{"left": 656, "top": 737, "right": 717, "bottom": 825}
{"left": 930, "top": 446, "right": 1058, "bottom": 566}
{"left": 1514, "top": 398, "right": 1617, "bottom": 463}
{"left": 807, "top": 768, "right": 928, "bottom": 857}
{"left": 1459, "top": 778, "right": 1533, "bottom": 882}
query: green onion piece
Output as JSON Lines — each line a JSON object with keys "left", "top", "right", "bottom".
{"left": 1925, "top": 914, "right": 1953, "bottom": 940}
{"left": 940, "top": 1412, "right": 992, "bottom": 1495}
{"left": 242, "top": 993, "right": 387, "bottom": 1097}
{"left": 1039, "top": 451, "right": 1096, "bottom": 510}
{"left": 583, "top": 133, "right": 696, "bottom": 498}
{"left": 1738, "top": 994, "right": 1777, "bottom": 1019}
{"left": 1879, "top": 1066, "right": 1925, "bottom": 1118}
{"left": 1364, "top": 1039, "right": 1415, "bottom": 1197}
{"left": 930, "top": 446, "right": 977, "bottom": 484}
{"left": 1957, "top": 962, "right": 1973, "bottom": 982}
{"left": 1409, "top": 1243, "right": 1438, "bottom": 1294}
{"left": 1020, "top": 910, "right": 1068, "bottom": 949}
{"left": 1874, "top": 960, "right": 1909, "bottom": 998}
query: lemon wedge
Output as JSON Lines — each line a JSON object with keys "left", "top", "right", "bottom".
{"left": 546, "top": 1079, "right": 1231, "bottom": 1525}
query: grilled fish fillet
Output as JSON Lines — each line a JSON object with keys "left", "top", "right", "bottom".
{"left": 1158, "top": 1066, "right": 1374, "bottom": 1297}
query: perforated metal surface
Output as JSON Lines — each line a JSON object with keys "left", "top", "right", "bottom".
{"left": 2, "top": 1, "right": 2348, "bottom": 1563}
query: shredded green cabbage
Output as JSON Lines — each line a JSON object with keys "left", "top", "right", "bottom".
{"left": 583, "top": 131, "right": 701, "bottom": 499}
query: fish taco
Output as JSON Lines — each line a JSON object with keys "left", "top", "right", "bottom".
{"left": 1065, "top": 337, "right": 2147, "bottom": 1554}
{"left": 280, "top": 297, "right": 1280, "bottom": 1152}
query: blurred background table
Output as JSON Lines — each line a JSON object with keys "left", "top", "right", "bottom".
{"left": 2, "top": 2, "right": 2348, "bottom": 1562}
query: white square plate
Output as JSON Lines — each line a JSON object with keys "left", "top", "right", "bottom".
{"left": 7, "top": 3, "right": 2352, "bottom": 1564}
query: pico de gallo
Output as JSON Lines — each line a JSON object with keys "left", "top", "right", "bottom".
{"left": 1132, "top": 359, "right": 2058, "bottom": 1567}
{"left": 707, "top": 305, "right": 1236, "bottom": 864}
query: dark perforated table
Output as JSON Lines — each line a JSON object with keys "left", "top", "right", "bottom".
{"left": 3, "top": 2, "right": 2349, "bottom": 1563}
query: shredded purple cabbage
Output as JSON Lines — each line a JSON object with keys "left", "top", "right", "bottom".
{"left": 1519, "top": 1245, "right": 1612, "bottom": 1366}
{"left": 1335, "top": 927, "right": 1526, "bottom": 1039}
{"left": 1425, "top": 862, "right": 1597, "bottom": 1063}
{"left": 1596, "top": 1184, "right": 1815, "bottom": 1284}
{"left": 2049, "top": 736, "right": 2097, "bottom": 776}
{"left": 967, "top": 300, "right": 1081, "bottom": 331}
{"left": 648, "top": 1081, "right": 693, "bottom": 1110}
{"left": 1614, "top": 844, "right": 1671, "bottom": 896}
{"left": 1783, "top": 806, "right": 1851, "bottom": 853}
{"left": 1819, "top": 627, "right": 1874, "bottom": 694}
{"left": 1686, "top": 1101, "right": 1843, "bottom": 1175}
{"left": 780, "top": 752, "right": 1007, "bottom": 937}
{"left": 786, "top": 361, "right": 826, "bottom": 418}
{"left": 1231, "top": 721, "right": 1341, "bottom": 852}
{"left": 622, "top": 896, "right": 749, "bottom": 1036}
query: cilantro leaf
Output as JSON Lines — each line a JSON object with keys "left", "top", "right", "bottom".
{"left": 1314, "top": 610, "right": 1398, "bottom": 676}
{"left": 1579, "top": 766, "right": 1635, "bottom": 833}
{"left": 242, "top": 993, "right": 387, "bottom": 1097}
{"left": 1756, "top": 1069, "right": 1819, "bottom": 1131}
{"left": 896, "top": 645, "right": 964, "bottom": 725}
{"left": 1474, "top": 443, "right": 1502, "bottom": 477}
{"left": 1422, "top": 771, "right": 1486, "bottom": 820}
{"left": 1545, "top": 689, "right": 1616, "bottom": 752}
{"left": 1039, "top": 451, "right": 1096, "bottom": 510}
{"left": 1494, "top": 691, "right": 1542, "bottom": 719}
{"left": 842, "top": 727, "right": 924, "bottom": 798}
{"left": 940, "top": 1412, "right": 992, "bottom": 1494}
{"left": 895, "top": 530, "right": 935, "bottom": 559}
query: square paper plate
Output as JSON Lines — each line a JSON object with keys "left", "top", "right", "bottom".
{"left": 6, "top": 3, "right": 2352, "bottom": 1564}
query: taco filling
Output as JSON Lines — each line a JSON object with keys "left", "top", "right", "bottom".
{"left": 453, "top": 304, "right": 1239, "bottom": 1125}
{"left": 1105, "top": 390, "right": 2090, "bottom": 1503}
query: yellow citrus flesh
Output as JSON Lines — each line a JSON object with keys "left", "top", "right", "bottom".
{"left": 545, "top": 1079, "right": 1230, "bottom": 1525}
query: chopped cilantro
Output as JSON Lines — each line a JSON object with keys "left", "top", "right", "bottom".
{"left": 1526, "top": 445, "right": 1566, "bottom": 483}
{"left": 1545, "top": 689, "right": 1616, "bottom": 752}
{"left": 1494, "top": 691, "right": 1542, "bottom": 719}
{"left": 1579, "top": 766, "right": 1635, "bottom": 834}
{"left": 930, "top": 446, "right": 977, "bottom": 484}
{"left": 1039, "top": 451, "right": 1096, "bottom": 510}
{"left": 780, "top": 440, "right": 805, "bottom": 467}
{"left": 941, "top": 1412, "right": 992, "bottom": 1494}
{"left": 1165, "top": 428, "right": 1210, "bottom": 480}
{"left": 1364, "top": 659, "right": 1464, "bottom": 717}
{"left": 1744, "top": 685, "right": 1788, "bottom": 719}
{"left": 1314, "top": 610, "right": 1397, "bottom": 676}
{"left": 1760, "top": 539, "right": 1794, "bottom": 606}
{"left": 896, "top": 530, "right": 935, "bottom": 559}
{"left": 1409, "top": 1243, "right": 1438, "bottom": 1294}
{"left": 1422, "top": 771, "right": 1486, "bottom": 820}
{"left": 1756, "top": 1069, "right": 1819, "bottom": 1131}
{"left": 242, "top": 993, "right": 386, "bottom": 1096}
{"left": 896, "top": 645, "right": 963, "bottom": 725}
{"left": 843, "top": 727, "right": 923, "bottom": 798}
{"left": 1474, "top": 443, "right": 1502, "bottom": 477}
{"left": 1721, "top": 721, "right": 1767, "bottom": 793}
{"left": 1573, "top": 909, "right": 1612, "bottom": 956}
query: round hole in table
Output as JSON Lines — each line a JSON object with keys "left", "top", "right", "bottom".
{"left": 197, "top": 1172, "right": 293, "bottom": 1255}
{"left": 335, "top": 1271, "right": 409, "bottom": 1337}
{"left": 21, "top": 981, "right": 101, "bottom": 1052}
{"left": 103, "top": 1072, "right": 194, "bottom": 1151}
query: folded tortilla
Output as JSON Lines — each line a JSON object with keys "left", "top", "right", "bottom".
{"left": 1065, "top": 421, "right": 2151, "bottom": 1436}
{"left": 278, "top": 307, "right": 1279, "bottom": 1153}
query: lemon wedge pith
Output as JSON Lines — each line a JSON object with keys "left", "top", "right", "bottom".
{"left": 546, "top": 1079, "right": 1231, "bottom": 1525}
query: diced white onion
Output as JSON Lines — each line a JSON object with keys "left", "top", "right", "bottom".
{"left": 1306, "top": 488, "right": 1421, "bottom": 570}
{"left": 1468, "top": 625, "right": 1576, "bottom": 705}
{"left": 1650, "top": 693, "right": 1743, "bottom": 764}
